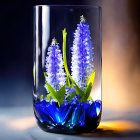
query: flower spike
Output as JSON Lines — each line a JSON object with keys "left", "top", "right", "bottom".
{"left": 71, "top": 15, "right": 94, "bottom": 89}
{"left": 45, "top": 38, "right": 66, "bottom": 92}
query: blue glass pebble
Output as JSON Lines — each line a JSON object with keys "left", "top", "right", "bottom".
{"left": 34, "top": 99, "right": 102, "bottom": 128}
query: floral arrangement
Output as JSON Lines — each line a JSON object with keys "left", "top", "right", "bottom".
{"left": 34, "top": 15, "right": 101, "bottom": 128}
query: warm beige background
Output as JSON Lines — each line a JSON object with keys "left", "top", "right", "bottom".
{"left": 92, "top": 0, "right": 140, "bottom": 111}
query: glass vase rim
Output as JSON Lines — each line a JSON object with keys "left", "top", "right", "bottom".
{"left": 34, "top": 5, "right": 101, "bottom": 9}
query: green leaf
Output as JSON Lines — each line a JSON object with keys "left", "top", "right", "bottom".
{"left": 87, "top": 69, "right": 96, "bottom": 86}
{"left": 57, "top": 85, "right": 66, "bottom": 105}
{"left": 78, "top": 95, "right": 87, "bottom": 104}
{"left": 87, "top": 95, "right": 93, "bottom": 101}
{"left": 71, "top": 80, "right": 88, "bottom": 103}
{"left": 70, "top": 83, "right": 73, "bottom": 88}
{"left": 46, "top": 94, "right": 51, "bottom": 101}
{"left": 45, "top": 80, "right": 58, "bottom": 102}
{"left": 67, "top": 92, "right": 76, "bottom": 102}
{"left": 85, "top": 82, "right": 92, "bottom": 99}
{"left": 45, "top": 80, "right": 66, "bottom": 105}
{"left": 40, "top": 94, "right": 44, "bottom": 101}
{"left": 75, "top": 85, "right": 85, "bottom": 98}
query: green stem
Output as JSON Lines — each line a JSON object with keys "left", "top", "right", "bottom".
{"left": 62, "top": 29, "right": 79, "bottom": 87}
{"left": 62, "top": 29, "right": 73, "bottom": 82}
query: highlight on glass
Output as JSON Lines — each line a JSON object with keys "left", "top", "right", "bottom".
{"left": 33, "top": 5, "right": 102, "bottom": 133}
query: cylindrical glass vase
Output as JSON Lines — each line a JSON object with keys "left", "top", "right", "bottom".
{"left": 33, "top": 5, "right": 102, "bottom": 134}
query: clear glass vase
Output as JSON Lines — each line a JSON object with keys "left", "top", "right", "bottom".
{"left": 33, "top": 5, "right": 102, "bottom": 134}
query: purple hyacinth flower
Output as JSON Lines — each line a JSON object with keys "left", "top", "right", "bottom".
{"left": 71, "top": 15, "right": 95, "bottom": 89}
{"left": 45, "top": 38, "right": 66, "bottom": 92}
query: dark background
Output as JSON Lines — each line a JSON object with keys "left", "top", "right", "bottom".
{"left": 0, "top": 0, "right": 98, "bottom": 106}
{"left": 0, "top": 0, "right": 139, "bottom": 109}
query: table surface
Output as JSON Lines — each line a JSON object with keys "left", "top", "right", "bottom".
{"left": 0, "top": 107, "right": 140, "bottom": 140}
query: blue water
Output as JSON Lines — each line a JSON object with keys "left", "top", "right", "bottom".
{"left": 34, "top": 100, "right": 102, "bottom": 129}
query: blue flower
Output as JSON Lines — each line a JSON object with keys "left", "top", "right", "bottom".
{"left": 71, "top": 15, "right": 94, "bottom": 89}
{"left": 87, "top": 40, "right": 95, "bottom": 76}
{"left": 45, "top": 38, "right": 66, "bottom": 92}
